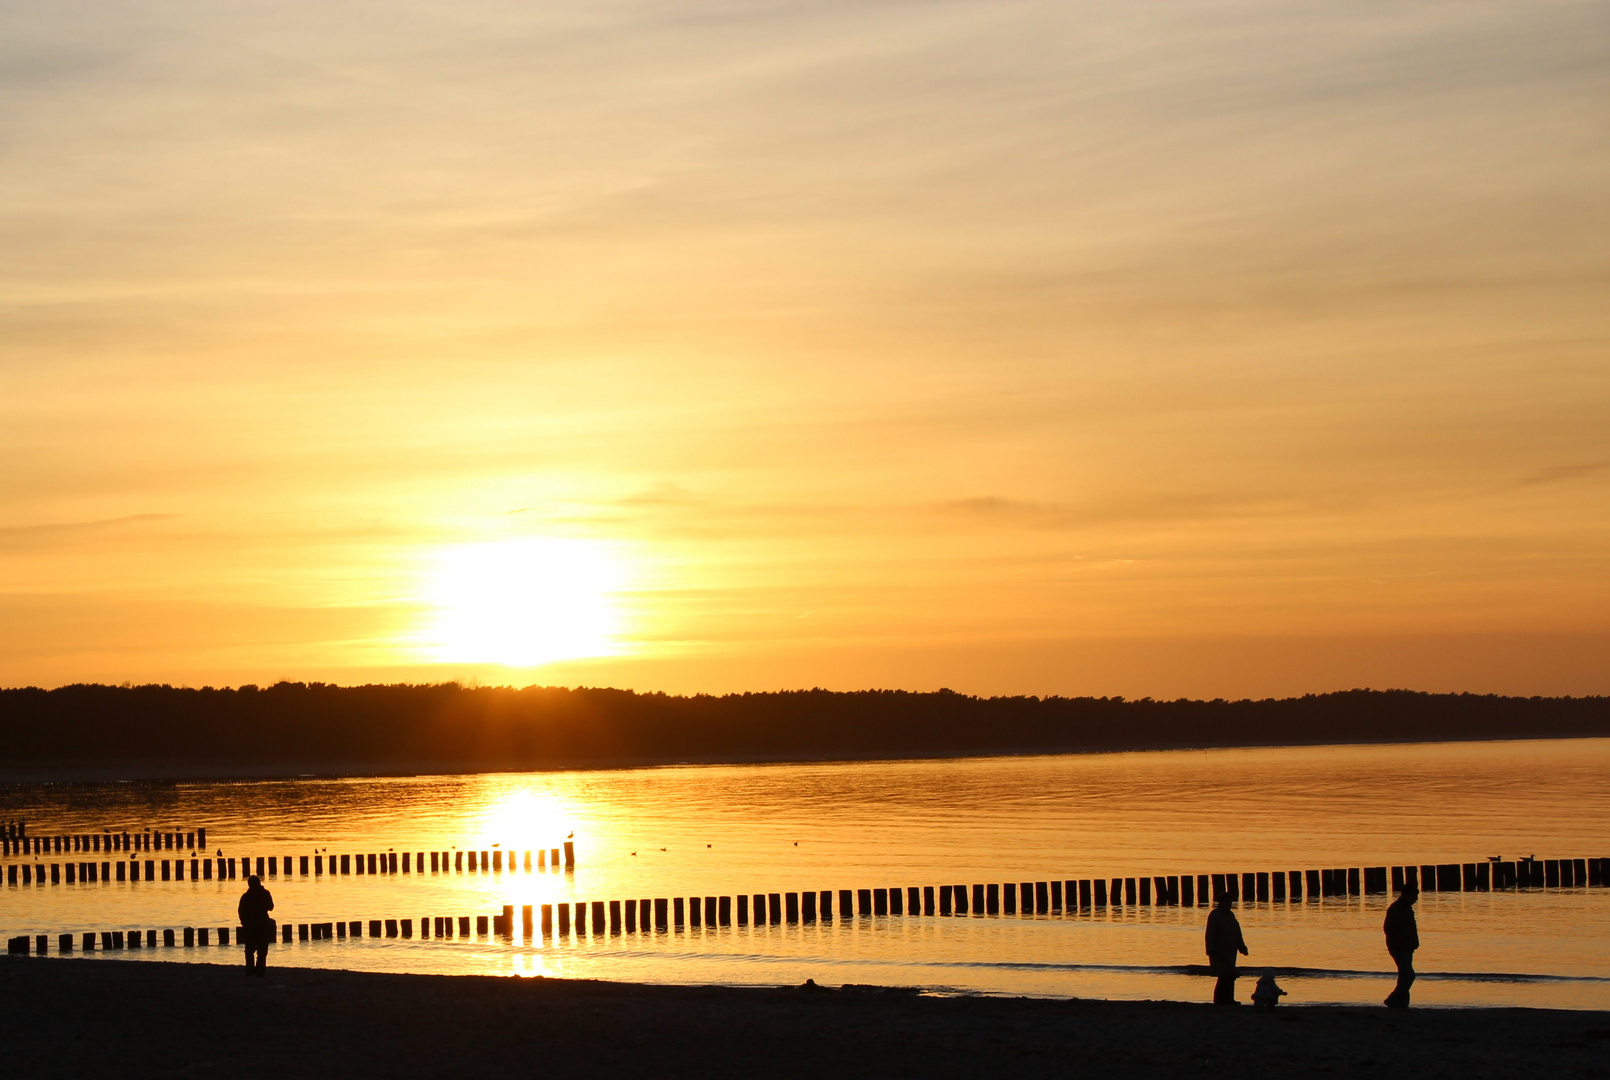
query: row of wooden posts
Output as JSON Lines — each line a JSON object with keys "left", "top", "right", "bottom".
{"left": 5, "top": 853, "right": 1602, "bottom": 902}
{"left": 8, "top": 856, "right": 1609, "bottom": 954}
{"left": 1, "top": 842, "right": 576, "bottom": 888}
{"left": 1, "top": 829, "right": 206, "bottom": 858}
{"left": 7, "top": 916, "right": 506, "bottom": 955}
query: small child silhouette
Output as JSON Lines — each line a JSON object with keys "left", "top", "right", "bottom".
{"left": 1251, "top": 971, "right": 1287, "bottom": 1010}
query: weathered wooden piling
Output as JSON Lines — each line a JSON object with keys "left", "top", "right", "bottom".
{"left": 874, "top": 888, "right": 888, "bottom": 916}
{"left": 737, "top": 894, "right": 749, "bottom": 926}
{"left": 654, "top": 897, "right": 669, "bottom": 931}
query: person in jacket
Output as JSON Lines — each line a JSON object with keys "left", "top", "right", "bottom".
{"left": 1383, "top": 883, "right": 1419, "bottom": 1007}
{"left": 238, "top": 875, "right": 275, "bottom": 976}
{"left": 1205, "top": 893, "right": 1250, "bottom": 1005}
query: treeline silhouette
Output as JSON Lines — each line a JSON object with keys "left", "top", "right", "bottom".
{"left": 1, "top": 683, "right": 1607, "bottom": 777}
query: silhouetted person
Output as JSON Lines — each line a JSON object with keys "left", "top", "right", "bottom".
{"left": 1251, "top": 971, "right": 1287, "bottom": 1010}
{"left": 1383, "top": 883, "right": 1419, "bottom": 1007}
{"left": 238, "top": 874, "right": 275, "bottom": 976}
{"left": 1205, "top": 894, "right": 1249, "bottom": 1005}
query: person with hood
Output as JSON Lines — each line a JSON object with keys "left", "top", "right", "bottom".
{"left": 1383, "top": 883, "right": 1420, "bottom": 1007}
{"left": 238, "top": 874, "right": 276, "bottom": 976}
{"left": 1205, "top": 893, "right": 1250, "bottom": 1005}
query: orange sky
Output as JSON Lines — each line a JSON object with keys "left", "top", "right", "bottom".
{"left": 3, "top": 1, "right": 1607, "bottom": 697}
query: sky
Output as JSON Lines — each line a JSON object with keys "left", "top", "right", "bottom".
{"left": 2, "top": 0, "right": 1607, "bottom": 698}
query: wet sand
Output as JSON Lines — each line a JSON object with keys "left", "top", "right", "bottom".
{"left": 3, "top": 959, "right": 1607, "bottom": 1078}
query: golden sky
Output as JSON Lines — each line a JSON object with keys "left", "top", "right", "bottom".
{"left": 3, "top": 1, "right": 1607, "bottom": 697}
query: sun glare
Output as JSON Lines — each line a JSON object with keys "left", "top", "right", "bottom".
{"left": 422, "top": 538, "right": 626, "bottom": 667}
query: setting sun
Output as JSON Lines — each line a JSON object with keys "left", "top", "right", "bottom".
{"left": 420, "top": 539, "right": 627, "bottom": 667}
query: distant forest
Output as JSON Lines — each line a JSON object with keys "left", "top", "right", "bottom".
{"left": 1, "top": 683, "right": 1607, "bottom": 780}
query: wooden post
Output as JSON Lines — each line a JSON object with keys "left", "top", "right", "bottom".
{"left": 163, "top": 929, "right": 175, "bottom": 946}
{"left": 591, "top": 901, "right": 604, "bottom": 934}
{"left": 888, "top": 888, "right": 902, "bottom": 916}
{"left": 654, "top": 897, "right": 669, "bottom": 931}
{"left": 858, "top": 889, "right": 872, "bottom": 916}
{"left": 840, "top": 889, "right": 855, "bottom": 917}
{"left": 720, "top": 895, "right": 733, "bottom": 926}
{"left": 669, "top": 897, "right": 682, "bottom": 929}
{"left": 874, "top": 888, "right": 888, "bottom": 916}
{"left": 59, "top": 933, "right": 73, "bottom": 953}
{"left": 802, "top": 891, "right": 816, "bottom": 922}
{"left": 1138, "top": 878, "right": 1151, "bottom": 905}
{"left": 563, "top": 841, "right": 574, "bottom": 868}
{"left": 624, "top": 900, "right": 637, "bottom": 932}
{"left": 939, "top": 884, "right": 953, "bottom": 914}
{"left": 1093, "top": 879, "right": 1107, "bottom": 906}
{"left": 608, "top": 900, "right": 621, "bottom": 934}
{"left": 737, "top": 894, "right": 749, "bottom": 926}
{"left": 820, "top": 890, "right": 833, "bottom": 920}
{"left": 767, "top": 892, "right": 781, "bottom": 925}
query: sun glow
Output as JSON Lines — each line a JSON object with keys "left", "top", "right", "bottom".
{"left": 477, "top": 790, "right": 577, "bottom": 850}
{"left": 421, "top": 538, "right": 627, "bottom": 667}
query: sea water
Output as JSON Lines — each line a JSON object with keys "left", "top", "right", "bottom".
{"left": 2, "top": 738, "right": 1607, "bottom": 1008}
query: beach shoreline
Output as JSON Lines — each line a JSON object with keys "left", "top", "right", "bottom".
{"left": 3, "top": 956, "right": 1606, "bottom": 1078}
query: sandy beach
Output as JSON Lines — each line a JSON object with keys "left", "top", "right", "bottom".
{"left": 3, "top": 958, "right": 1605, "bottom": 1078}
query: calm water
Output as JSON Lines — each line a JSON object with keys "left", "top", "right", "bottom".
{"left": 2, "top": 739, "right": 1608, "bottom": 1009}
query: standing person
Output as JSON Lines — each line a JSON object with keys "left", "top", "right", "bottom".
{"left": 238, "top": 874, "right": 276, "bottom": 977}
{"left": 1205, "top": 893, "right": 1249, "bottom": 1005}
{"left": 1383, "top": 883, "right": 1419, "bottom": 1007}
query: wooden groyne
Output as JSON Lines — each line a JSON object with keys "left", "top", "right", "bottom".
{"left": 8, "top": 856, "right": 1606, "bottom": 954}
{"left": 2, "top": 841, "right": 576, "bottom": 887}
{"left": 1, "top": 825, "right": 206, "bottom": 857}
